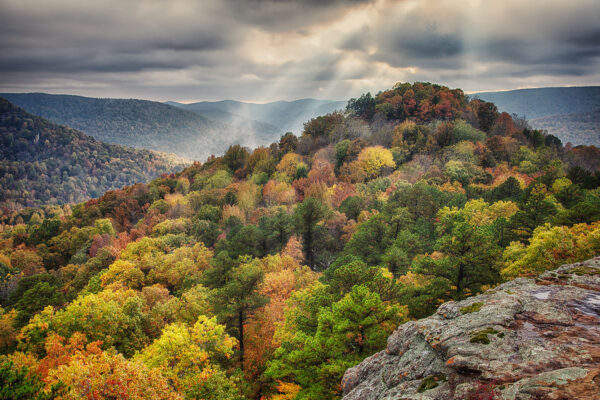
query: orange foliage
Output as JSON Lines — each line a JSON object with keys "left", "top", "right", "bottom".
{"left": 243, "top": 255, "right": 317, "bottom": 383}
{"left": 282, "top": 236, "right": 304, "bottom": 264}
{"left": 263, "top": 180, "right": 297, "bottom": 206}
{"left": 37, "top": 332, "right": 94, "bottom": 377}
{"left": 276, "top": 153, "right": 304, "bottom": 177}
{"left": 330, "top": 182, "right": 357, "bottom": 208}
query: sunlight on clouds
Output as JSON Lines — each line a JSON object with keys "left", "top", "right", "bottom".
{"left": 1, "top": 0, "right": 598, "bottom": 100}
{"left": 241, "top": 1, "right": 375, "bottom": 67}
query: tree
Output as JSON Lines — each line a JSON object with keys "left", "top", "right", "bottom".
{"left": 412, "top": 203, "right": 504, "bottom": 301}
{"left": 266, "top": 285, "right": 404, "bottom": 400}
{"left": 343, "top": 214, "right": 391, "bottom": 265}
{"left": 259, "top": 211, "right": 293, "bottom": 254}
{"left": 279, "top": 132, "right": 298, "bottom": 154}
{"left": 293, "top": 198, "right": 330, "bottom": 270}
{"left": 346, "top": 93, "right": 376, "bottom": 120}
{"left": 139, "top": 316, "right": 242, "bottom": 400}
{"left": 243, "top": 255, "right": 317, "bottom": 395}
{"left": 14, "top": 280, "right": 64, "bottom": 327}
{"left": 31, "top": 288, "right": 149, "bottom": 357}
{"left": 45, "top": 343, "right": 180, "bottom": 400}
{"left": 223, "top": 145, "right": 249, "bottom": 173}
{"left": 502, "top": 222, "right": 600, "bottom": 278}
{"left": 224, "top": 225, "right": 265, "bottom": 259}
{"left": 212, "top": 262, "right": 268, "bottom": 368}
{"left": 475, "top": 101, "right": 498, "bottom": 133}
{"left": 0, "top": 359, "right": 52, "bottom": 400}
{"left": 276, "top": 153, "right": 303, "bottom": 178}
{"left": 509, "top": 184, "right": 558, "bottom": 241}
{"left": 356, "top": 146, "right": 395, "bottom": 178}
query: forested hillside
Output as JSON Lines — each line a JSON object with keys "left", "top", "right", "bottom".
{"left": 1, "top": 82, "right": 600, "bottom": 400}
{"left": 1, "top": 93, "right": 252, "bottom": 160}
{"left": 475, "top": 87, "right": 600, "bottom": 146}
{"left": 530, "top": 108, "right": 600, "bottom": 146}
{"left": 0, "top": 98, "right": 188, "bottom": 211}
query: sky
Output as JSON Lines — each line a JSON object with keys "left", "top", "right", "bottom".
{"left": 1, "top": 0, "right": 599, "bottom": 103}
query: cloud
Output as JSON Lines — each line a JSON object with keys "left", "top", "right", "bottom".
{"left": 0, "top": 0, "right": 598, "bottom": 101}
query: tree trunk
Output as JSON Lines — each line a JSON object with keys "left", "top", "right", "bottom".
{"left": 238, "top": 310, "right": 245, "bottom": 369}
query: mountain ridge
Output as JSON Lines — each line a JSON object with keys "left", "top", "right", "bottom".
{"left": 1, "top": 93, "right": 239, "bottom": 160}
{"left": 474, "top": 86, "right": 600, "bottom": 147}
{"left": 169, "top": 97, "right": 347, "bottom": 135}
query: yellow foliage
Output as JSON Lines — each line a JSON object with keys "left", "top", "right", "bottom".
{"left": 439, "top": 181, "right": 465, "bottom": 194}
{"left": 139, "top": 315, "right": 236, "bottom": 393}
{"left": 101, "top": 260, "right": 145, "bottom": 290}
{"left": 502, "top": 222, "right": 600, "bottom": 278}
{"left": 237, "top": 181, "right": 262, "bottom": 215}
{"left": 46, "top": 348, "right": 180, "bottom": 400}
{"left": 0, "top": 253, "right": 10, "bottom": 268}
{"left": 263, "top": 180, "right": 297, "bottom": 206}
{"left": 276, "top": 153, "right": 304, "bottom": 177}
{"left": 222, "top": 204, "right": 246, "bottom": 224}
{"left": 551, "top": 177, "right": 572, "bottom": 194}
{"left": 0, "top": 307, "right": 17, "bottom": 351}
{"left": 357, "top": 146, "right": 395, "bottom": 178}
{"left": 438, "top": 199, "right": 518, "bottom": 227}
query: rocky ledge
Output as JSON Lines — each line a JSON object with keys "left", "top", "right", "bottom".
{"left": 342, "top": 257, "right": 600, "bottom": 400}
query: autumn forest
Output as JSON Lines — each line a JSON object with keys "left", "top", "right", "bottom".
{"left": 1, "top": 82, "right": 600, "bottom": 400}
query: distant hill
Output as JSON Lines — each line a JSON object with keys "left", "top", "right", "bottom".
{"left": 474, "top": 86, "right": 600, "bottom": 146}
{"left": 474, "top": 86, "right": 600, "bottom": 118}
{"left": 0, "top": 98, "right": 188, "bottom": 211}
{"left": 530, "top": 109, "right": 600, "bottom": 146}
{"left": 169, "top": 98, "right": 347, "bottom": 135}
{"left": 165, "top": 101, "right": 280, "bottom": 136}
{"left": 1, "top": 93, "right": 266, "bottom": 160}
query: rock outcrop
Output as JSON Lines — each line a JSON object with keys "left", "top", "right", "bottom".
{"left": 341, "top": 257, "right": 600, "bottom": 400}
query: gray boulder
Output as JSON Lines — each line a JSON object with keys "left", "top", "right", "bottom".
{"left": 341, "top": 257, "right": 600, "bottom": 400}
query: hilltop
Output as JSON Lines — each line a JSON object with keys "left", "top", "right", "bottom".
{"left": 0, "top": 98, "right": 188, "bottom": 211}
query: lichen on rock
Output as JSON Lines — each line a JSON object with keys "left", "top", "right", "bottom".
{"left": 341, "top": 257, "right": 600, "bottom": 400}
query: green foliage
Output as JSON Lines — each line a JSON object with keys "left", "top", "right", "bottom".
{"left": 344, "top": 214, "right": 391, "bottom": 265}
{"left": 267, "top": 285, "right": 403, "bottom": 400}
{"left": 224, "top": 144, "right": 249, "bottom": 173}
{"left": 502, "top": 222, "right": 600, "bottom": 278}
{"left": 27, "top": 288, "right": 149, "bottom": 357}
{"left": 452, "top": 120, "right": 486, "bottom": 143}
{"left": 0, "top": 360, "right": 53, "bottom": 400}
{"left": 293, "top": 197, "right": 330, "bottom": 270}
{"left": 212, "top": 261, "right": 268, "bottom": 365}
{"left": 347, "top": 93, "right": 376, "bottom": 120}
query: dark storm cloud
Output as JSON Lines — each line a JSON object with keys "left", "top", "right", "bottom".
{"left": 224, "top": 0, "right": 374, "bottom": 31}
{"left": 0, "top": 0, "right": 599, "bottom": 101}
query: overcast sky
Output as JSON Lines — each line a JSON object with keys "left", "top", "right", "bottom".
{"left": 1, "top": 0, "right": 599, "bottom": 102}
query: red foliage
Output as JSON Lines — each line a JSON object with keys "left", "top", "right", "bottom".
{"left": 88, "top": 234, "right": 112, "bottom": 258}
